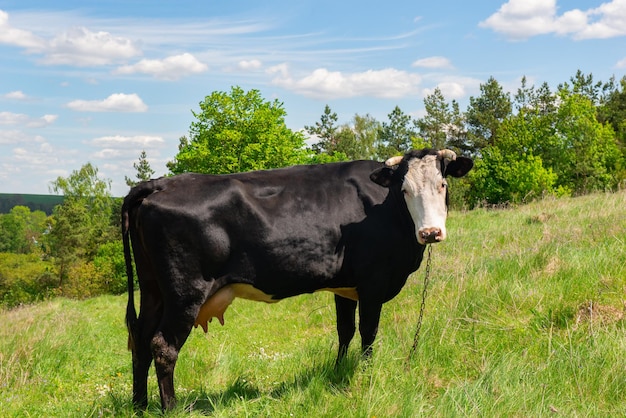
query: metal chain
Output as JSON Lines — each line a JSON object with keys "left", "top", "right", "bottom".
{"left": 407, "top": 244, "right": 433, "bottom": 363}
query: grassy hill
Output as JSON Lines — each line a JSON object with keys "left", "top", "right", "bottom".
{"left": 1, "top": 191, "right": 625, "bottom": 416}
{"left": 0, "top": 193, "right": 64, "bottom": 215}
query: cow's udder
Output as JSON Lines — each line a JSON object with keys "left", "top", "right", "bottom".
{"left": 194, "top": 284, "right": 277, "bottom": 332}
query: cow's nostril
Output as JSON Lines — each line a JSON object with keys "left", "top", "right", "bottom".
{"left": 419, "top": 228, "right": 441, "bottom": 244}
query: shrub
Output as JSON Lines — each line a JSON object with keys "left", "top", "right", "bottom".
{"left": 0, "top": 253, "right": 57, "bottom": 308}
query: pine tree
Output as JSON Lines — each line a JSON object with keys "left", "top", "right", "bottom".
{"left": 125, "top": 150, "right": 155, "bottom": 187}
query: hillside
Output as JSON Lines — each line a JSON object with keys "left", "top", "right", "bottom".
{"left": 0, "top": 193, "right": 64, "bottom": 215}
{"left": 1, "top": 191, "right": 625, "bottom": 416}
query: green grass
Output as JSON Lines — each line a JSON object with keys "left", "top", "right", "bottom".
{"left": 1, "top": 191, "right": 625, "bottom": 417}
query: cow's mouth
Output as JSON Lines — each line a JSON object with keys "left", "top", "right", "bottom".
{"left": 418, "top": 228, "right": 444, "bottom": 244}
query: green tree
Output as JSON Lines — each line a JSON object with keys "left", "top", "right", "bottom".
{"left": 598, "top": 75, "right": 626, "bottom": 184}
{"left": 167, "top": 86, "right": 306, "bottom": 175}
{"left": 446, "top": 100, "right": 469, "bottom": 153}
{"left": 0, "top": 206, "right": 48, "bottom": 254}
{"left": 306, "top": 105, "right": 340, "bottom": 155}
{"left": 329, "top": 113, "right": 380, "bottom": 160}
{"left": 562, "top": 70, "right": 615, "bottom": 107}
{"left": 553, "top": 88, "right": 621, "bottom": 194}
{"left": 416, "top": 88, "right": 449, "bottom": 149}
{"left": 46, "top": 163, "right": 116, "bottom": 285}
{"left": 468, "top": 147, "right": 558, "bottom": 206}
{"left": 0, "top": 210, "right": 26, "bottom": 253}
{"left": 415, "top": 88, "right": 467, "bottom": 151}
{"left": 376, "top": 106, "right": 416, "bottom": 158}
{"left": 125, "top": 150, "right": 155, "bottom": 187}
{"left": 598, "top": 76, "right": 626, "bottom": 139}
{"left": 467, "top": 108, "right": 559, "bottom": 206}
{"left": 466, "top": 76, "right": 512, "bottom": 153}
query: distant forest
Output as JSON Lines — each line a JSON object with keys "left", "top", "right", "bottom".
{"left": 0, "top": 194, "right": 64, "bottom": 215}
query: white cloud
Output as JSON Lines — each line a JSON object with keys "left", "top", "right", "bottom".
{"left": 479, "top": 0, "right": 559, "bottom": 39}
{"left": 270, "top": 67, "right": 422, "bottom": 99}
{"left": 577, "top": 0, "right": 626, "bottom": 39}
{"left": 0, "top": 10, "right": 46, "bottom": 50}
{"left": 92, "top": 148, "right": 123, "bottom": 159}
{"left": 428, "top": 83, "right": 466, "bottom": 99}
{"left": 412, "top": 56, "right": 453, "bottom": 69}
{"left": 267, "top": 63, "right": 290, "bottom": 78}
{"left": 0, "top": 130, "right": 45, "bottom": 145}
{"left": 29, "top": 115, "right": 58, "bottom": 128}
{"left": 238, "top": 59, "right": 262, "bottom": 70}
{"left": 0, "top": 112, "right": 27, "bottom": 125}
{"left": 0, "top": 112, "right": 57, "bottom": 127}
{"left": 66, "top": 93, "right": 148, "bottom": 112}
{"left": 0, "top": 9, "right": 140, "bottom": 66}
{"left": 114, "top": 53, "right": 208, "bottom": 80}
{"left": 3, "top": 90, "right": 28, "bottom": 100}
{"left": 422, "top": 76, "right": 483, "bottom": 100}
{"left": 480, "top": 0, "right": 626, "bottom": 40}
{"left": 44, "top": 26, "right": 140, "bottom": 66}
{"left": 616, "top": 57, "right": 626, "bottom": 68}
{"left": 13, "top": 143, "right": 65, "bottom": 168}
{"left": 90, "top": 135, "right": 164, "bottom": 148}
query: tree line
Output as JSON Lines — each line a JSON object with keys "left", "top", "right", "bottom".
{"left": 1, "top": 71, "right": 624, "bottom": 307}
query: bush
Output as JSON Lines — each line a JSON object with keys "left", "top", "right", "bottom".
{"left": 467, "top": 147, "right": 559, "bottom": 206}
{"left": 61, "top": 261, "right": 106, "bottom": 299}
{"left": 0, "top": 253, "right": 57, "bottom": 308}
{"left": 93, "top": 240, "right": 127, "bottom": 294}
{"left": 59, "top": 240, "right": 127, "bottom": 299}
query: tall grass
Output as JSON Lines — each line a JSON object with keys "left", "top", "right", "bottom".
{"left": 1, "top": 191, "right": 625, "bottom": 416}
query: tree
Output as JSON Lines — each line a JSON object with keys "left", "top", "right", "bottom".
{"left": 553, "top": 88, "right": 621, "bottom": 194}
{"left": 348, "top": 113, "right": 380, "bottom": 159}
{"left": 328, "top": 113, "right": 380, "bottom": 160}
{"left": 598, "top": 75, "right": 626, "bottom": 182}
{"left": 468, "top": 147, "right": 557, "bottom": 206}
{"left": 561, "top": 70, "right": 616, "bottom": 107}
{"left": 125, "top": 150, "right": 155, "bottom": 187}
{"left": 0, "top": 206, "right": 47, "bottom": 254}
{"left": 376, "top": 106, "right": 416, "bottom": 158}
{"left": 467, "top": 110, "right": 559, "bottom": 206}
{"left": 415, "top": 88, "right": 467, "bottom": 151}
{"left": 465, "top": 76, "right": 512, "bottom": 153}
{"left": 46, "top": 163, "right": 116, "bottom": 284}
{"left": 305, "top": 105, "right": 340, "bottom": 155}
{"left": 167, "top": 86, "right": 306, "bottom": 175}
{"left": 445, "top": 100, "right": 469, "bottom": 153}
{"left": 0, "top": 210, "right": 27, "bottom": 253}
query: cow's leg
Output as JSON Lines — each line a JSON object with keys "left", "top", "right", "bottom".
{"left": 131, "top": 282, "right": 162, "bottom": 409}
{"left": 335, "top": 295, "right": 357, "bottom": 362}
{"left": 151, "top": 297, "right": 204, "bottom": 411}
{"left": 358, "top": 299, "right": 383, "bottom": 358}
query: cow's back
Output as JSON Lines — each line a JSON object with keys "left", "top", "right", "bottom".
{"left": 128, "top": 160, "right": 411, "bottom": 299}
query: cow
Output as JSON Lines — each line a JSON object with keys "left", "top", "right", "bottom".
{"left": 122, "top": 148, "right": 472, "bottom": 410}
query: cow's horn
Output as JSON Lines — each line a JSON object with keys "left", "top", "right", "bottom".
{"left": 437, "top": 149, "right": 457, "bottom": 161}
{"left": 384, "top": 156, "right": 403, "bottom": 167}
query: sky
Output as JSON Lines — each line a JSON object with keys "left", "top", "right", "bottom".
{"left": 1, "top": 0, "right": 625, "bottom": 197}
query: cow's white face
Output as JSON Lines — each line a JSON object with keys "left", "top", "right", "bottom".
{"left": 369, "top": 149, "right": 473, "bottom": 246}
{"left": 402, "top": 155, "right": 448, "bottom": 244}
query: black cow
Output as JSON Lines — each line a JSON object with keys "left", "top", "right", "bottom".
{"left": 122, "top": 148, "right": 472, "bottom": 410}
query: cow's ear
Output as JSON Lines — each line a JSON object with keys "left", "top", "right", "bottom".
{"left": 445, "top": 157, "right": 473, "bottom": 178}
{"left": 370, "top": 166, "right": 395, "bottom": 187}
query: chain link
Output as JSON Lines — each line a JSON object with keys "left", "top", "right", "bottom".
{"left": 407, "top": 244, "right": 433, "bottom": 363}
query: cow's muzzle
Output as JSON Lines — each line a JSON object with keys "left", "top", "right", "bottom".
{"left": 418, "top": 228, "right": 443, "bottom": 244}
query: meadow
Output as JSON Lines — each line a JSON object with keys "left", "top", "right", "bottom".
{"left": 1, "top": 191, "right": 625, "bottom": 417}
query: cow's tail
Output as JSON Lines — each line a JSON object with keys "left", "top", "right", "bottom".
{"left": 122, "top": 180, "right": 161, "bottom": 351}
{"left": 122, "top": 199, "right": 137, "bottom": 351}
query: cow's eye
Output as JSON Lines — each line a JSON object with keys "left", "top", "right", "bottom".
{"left": 440, "top": 180, "right": 447, "bottom": 191}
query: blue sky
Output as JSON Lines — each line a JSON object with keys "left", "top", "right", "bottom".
{"left": 1, "top": 0, "right": 625, "bottom": 196}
